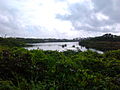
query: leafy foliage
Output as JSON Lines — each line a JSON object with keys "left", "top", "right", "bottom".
{"left": 0, "top": 47, "right": 120, "bottom": 89}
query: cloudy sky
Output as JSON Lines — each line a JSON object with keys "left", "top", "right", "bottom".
{"left": 0, "top": 0, "right": 120, "bottom": 38}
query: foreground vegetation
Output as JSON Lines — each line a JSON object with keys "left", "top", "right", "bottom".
{"left": 79, "top": 33, "right": 120, "bottom": 51}
{"left": 0, "top": 47, "right": 120, "bottom": 89}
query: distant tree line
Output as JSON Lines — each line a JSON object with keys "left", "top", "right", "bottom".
{"left": 0, "top": 37, "right": 26, "bottom": 47}
{"left": 16, "top": 38, "right": 79, "bottom": 43}
{"left": 79, "top": 33, "right": 120, "bottom": 51}
{"left": 83, "top": 33, "right": 120, "bottom": 42}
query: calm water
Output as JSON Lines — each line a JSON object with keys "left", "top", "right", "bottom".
{"left": 25, "top": 42, "right": 103, "bottom": 54}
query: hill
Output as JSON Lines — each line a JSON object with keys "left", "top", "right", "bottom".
{"left": 79, "top": 33, "right": 120, "bottom": 51}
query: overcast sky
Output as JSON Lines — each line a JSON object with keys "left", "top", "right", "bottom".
{"left": 0, "top": 0, "right": 120, "bottom": 38}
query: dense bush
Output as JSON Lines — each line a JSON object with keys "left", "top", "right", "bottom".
{"left": 0, "top": 47, "right": 120, "bottom": 89}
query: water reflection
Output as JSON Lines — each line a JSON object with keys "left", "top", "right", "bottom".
{"left": 25, "top": 42, "right": 103, "bottom": 54}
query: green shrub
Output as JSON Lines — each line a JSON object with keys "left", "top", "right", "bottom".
{"left": 0, "top": 47, "right": 120, "bottom": 89}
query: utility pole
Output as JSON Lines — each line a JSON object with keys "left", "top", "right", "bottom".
{"left": 4, "top": 34, "right": 7, "bottom": 38}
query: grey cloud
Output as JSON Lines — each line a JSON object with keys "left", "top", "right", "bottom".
{"left": 0, "top": 0, "right": 120, "bottom": 38}
{"left": 93, "top": 0, "right": 120, "bottom": 23}
{"left": 0, "top": 0, "right": 25, "bottom": 37}
{"left": 56, "top": 0, "right": 120, "bottom": 34}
